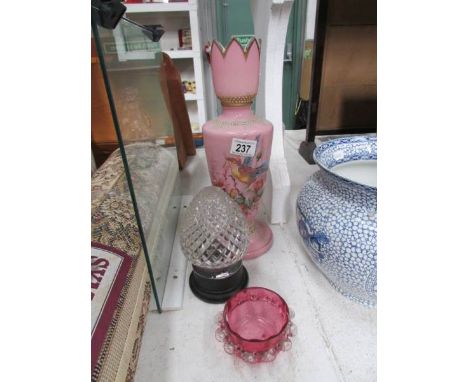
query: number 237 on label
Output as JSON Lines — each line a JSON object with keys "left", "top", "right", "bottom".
{"left": 229, "top": 138, "right": 257, "bottom": 158}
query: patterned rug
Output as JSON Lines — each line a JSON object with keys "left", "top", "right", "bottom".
{"left": 92, "top": 243, "right": 133, "bottom": 374}
{"left": 91, "top": 144, "right": 155, "bottom": 382}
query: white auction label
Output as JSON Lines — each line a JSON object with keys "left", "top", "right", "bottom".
{"left": 230, "top": 138, "right": 257, "bottom": 157}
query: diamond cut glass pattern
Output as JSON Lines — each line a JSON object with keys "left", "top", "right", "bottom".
{"left": 180, "top": 187, "right": 248, "bottom": 270}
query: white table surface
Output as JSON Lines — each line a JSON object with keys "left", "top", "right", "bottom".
{"left": 135, "top": 130, "right": 376, "bottom": 382}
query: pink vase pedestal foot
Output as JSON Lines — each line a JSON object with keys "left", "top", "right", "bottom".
{"left": 244, "top": 220, "right": 273, "bottom": 260}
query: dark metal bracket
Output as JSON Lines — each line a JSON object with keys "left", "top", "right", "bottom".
{"left": 124, "top": 17, "right": 165, "bottom": 43}
{"left": 91, "top": 0, "right": 165, "bottom": 42}
{"left": 92, "top": 0, "right": 126, "bottom": 30}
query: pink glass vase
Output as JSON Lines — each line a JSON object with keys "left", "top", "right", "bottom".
{"left": 203, "top": 38, "right": 273, "bottom": 259}
{"left": 215, "top": 287, "right": 296, "bottom": 363}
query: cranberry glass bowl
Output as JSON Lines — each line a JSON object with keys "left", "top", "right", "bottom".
{"left": 215, "top": 287, "right": 296, "bottom": 363}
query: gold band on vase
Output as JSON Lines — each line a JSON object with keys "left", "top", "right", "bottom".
{"left": 219, "top": 94, "right": 256, "bottom": 107}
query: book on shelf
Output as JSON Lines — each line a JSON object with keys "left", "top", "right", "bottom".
{"left": 178, "top": 29, "right": 192, "bottom": 49}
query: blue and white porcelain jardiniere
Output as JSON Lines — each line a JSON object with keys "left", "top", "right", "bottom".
{"left": 296, "top": 136, "right": 377, "bottom": 307}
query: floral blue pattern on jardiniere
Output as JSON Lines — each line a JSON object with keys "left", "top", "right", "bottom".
{"left": 296, "top": 136, "right": 377, "bottom": 307}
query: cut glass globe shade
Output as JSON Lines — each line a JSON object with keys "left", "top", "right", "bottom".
{"left": 180, "top": 186, "right": 249, "bottom": 278}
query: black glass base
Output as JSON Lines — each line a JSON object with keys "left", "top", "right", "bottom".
{"left": 189, "top": 265, "right": 249, "bottom": 304}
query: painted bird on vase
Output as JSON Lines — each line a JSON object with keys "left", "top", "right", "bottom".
{"left": 225, "top": 157, "right": 269, "bottom": 186}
